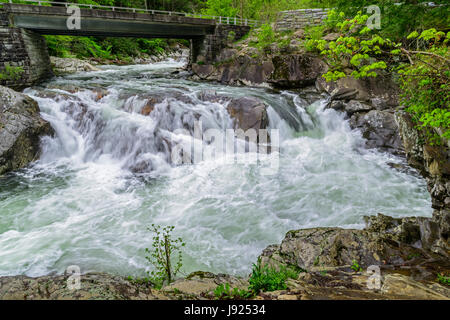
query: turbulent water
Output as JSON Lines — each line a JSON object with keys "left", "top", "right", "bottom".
{"left": 0, "top": 57, "right": 432, "bottom": 278}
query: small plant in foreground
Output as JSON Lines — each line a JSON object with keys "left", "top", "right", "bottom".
{"left": 436, "top": 273, "right": 450, "bottom": 286}
{"left": 145, "top": 224, "right": 185, "bottom": 289}
{"left": 248, "top": 259, "right": 302, "bottom": 294}
{"left": 351, "top": 260, "right": 363, "bottom": 273}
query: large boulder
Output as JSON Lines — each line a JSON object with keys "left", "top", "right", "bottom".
{"left": 316, "top": 75, "right": 399, "bottom": 109}
{"left": 192, "top": 53, "right": 274, "bottom": 86}
{"left": 227, "top": 96, "right": 268, "bottom": 132}
{"left": 0, "top": 86, "right": 53, "bottom": 175}
{"left": 349, "top": 110, "right": 404, "bottom": 155}
{"left": 50, "top": 56, "right": 100, "bottom": 75}
{"left": 258, "top": 222, "right": 449, "bottom": 273}
{"left": 396, "top": 111, "right": 450, "bottom": 253}
{"left": 269, "top": 54, "right": 328, "bottom": 88}
{"left": 259, "top": 227, "right": 389, "bottom": 271}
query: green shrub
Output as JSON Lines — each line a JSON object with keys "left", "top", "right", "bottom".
{"left": 248, "top": 259, "right": 302, "bottom": 294}
{"left": 397, "top": 29, "right": 450, "bottom": 144}
{"left": 254, "top": 23, "right": 276, "bottom": 52}
{"left": 350, "top": 260, "right": 362, "bottom": 272}
{"left": 213, "top": 283, "right": 253, "bottom": 300}
{"left": 0, "top": 63, "right": 24, "bottom": 81}
{"left": 436, "top": 273, "right": 450, "bottom": 286}
{"left": 306, "top": 10, "right": 449, "bottom": 144}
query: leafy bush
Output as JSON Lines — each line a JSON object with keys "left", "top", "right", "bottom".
{"left": 397, "top": 29, "right": 450, "bottom": 143}
{"left": 306, "top": 10, "right": 396, "bottom": 81}
{"left": 324, "top": 0, "right": 450, "bottom": 40}
{"left": 248, "top": 259, "right": 301, "bottom": 294}
{"left": 45, "top": 35, "right": 170, "bottom": 61}
{"left": 213, "top": 283, "right": 253, "bottom": 300}
{"left": 307, "top": 10, "right": 449, "bottom": 144}
{"left": 145, "top": 224, "right": 185, "bottom": 289}
{"left": 437, "top": 273, "right": 450, "bottom": 286}
{"left": 0, "top": 63, "right": 24, "bottom": 81}
{"left": 350, "top": 260, "right": 362, "bottom": 272}
{"left": 254, "top": 23, "right": 276, "bottom": 52}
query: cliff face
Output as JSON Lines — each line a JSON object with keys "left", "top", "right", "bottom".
{"left": 396, "top": 111, "right": 450, "bottom": 254}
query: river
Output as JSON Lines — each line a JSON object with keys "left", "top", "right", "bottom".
{"left": 0, "top": 57, "right": 432, "bottom": 278}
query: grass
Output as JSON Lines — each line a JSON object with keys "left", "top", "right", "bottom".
{"left": 436, "top": 273, "right": 450, "bottom": 286}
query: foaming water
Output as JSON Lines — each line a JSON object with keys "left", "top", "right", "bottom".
{"left": 0, "top": 58, "right": 432, "bottom": 277}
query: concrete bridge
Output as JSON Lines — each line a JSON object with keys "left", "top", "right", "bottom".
{"left": 0, "top": 1, "right": 253, "bottom": 88}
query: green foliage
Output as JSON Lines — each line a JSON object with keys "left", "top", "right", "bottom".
{"left": 324, "top": 0, "right": 450, "bottom": 40}
{"left": 248, "top": 259, "right": 302, "bottom": 294}
{"left": 306, "top": 9, "right": 397, "bottom": 81}
{"left": 306, "top": 10, "right": 449, "bottom": 144}
{"left": 253, "top": 23, "right": 275, "bottom": 52}
{"left": 0, "top": 63, "right": 24, "bottom": 81}
{"left": 397, "top": 29, "right": 450, "bottom": 144}
{"left": 202, "top": 0, "right": 238, "bottom": 17}
{"left": 436, "top": 273, "right": 450, "bottom": 286}
{"left": 350, "top": 260, "right": 362, "bottom": 272}
{"left": 144, "top": 224, "right": 185, "bottom": 289}
{"left": 44, "top": 35, "right": 169, "bottom": 61}
{"left": 227, "top": 30, "right": 236, "bottom": 43}
{"left": 213, "top": 283, "right": 253, "bottom": 300}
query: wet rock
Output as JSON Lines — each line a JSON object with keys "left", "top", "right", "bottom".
{"left": 141, "top": 102, "right": 154, "bottom": 116}
{"left": 191, "top": 64, "right": 216, "bottom": 80}
{"left": 330, "top": 88, "right": 359, "bottom": 101}
{"left": 329, "top": 99, "right": 373, "bottom": 116}
{"left": 269, "top": 54, "right": 328, "bottom": 89}
{"left": 349, "top": 110, "right": 404, "bottom": 155}
{"left": 363, "top": 213, "right": 443, "bottom": 251}
{"left": 0, "top": 272, "right": 162, "bottom": 300}
{"left": 206, "top": 56, "right": 274, "bottom": 86}
{"left": 396, "top": 110, "right": 450, "bottom": 253}
{"left": 259, "top": 227, "right": 388, "bottom": 271}
{"left": 0, "top": 85, "right": 54, "bottom": 175}
{"left": 196, "top": 90, "right": 227, "bottom": 104}
{"left": 316, "top": 75, "right": 399, "bottom": 108}
{"left": 227, "top": 96, "right": 268, "bottom": 131}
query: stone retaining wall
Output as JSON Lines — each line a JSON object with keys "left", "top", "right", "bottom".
{"left": 275, "top": 8, "right": 329, "bottom": 31}
{"left": 0, "top": 9, "right": 53, "bottom": 89}
{"left": 193, "top": 24, "right": 251, "bottom": 64}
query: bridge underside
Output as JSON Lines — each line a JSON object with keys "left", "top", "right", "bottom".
{"left": 4, "top": 4, "right": 216, "bottom": 39}
{"left": 1, "top": 4, "right": 251, "bottom": 88}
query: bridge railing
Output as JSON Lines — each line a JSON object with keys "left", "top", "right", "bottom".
{"left": 0, "top": 0, "right": 261, "bottom": 27}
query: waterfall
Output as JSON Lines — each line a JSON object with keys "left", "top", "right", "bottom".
{"left": 0, "top": 60, "right": 432, "bottom": 277}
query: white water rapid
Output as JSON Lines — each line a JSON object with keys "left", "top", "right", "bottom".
{"left": 0, "top": 58, "right": 432, "bottom": 278}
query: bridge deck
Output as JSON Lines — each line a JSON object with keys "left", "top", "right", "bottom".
{"left": 3, "top": 3, "right": 217, "bottom": 38}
